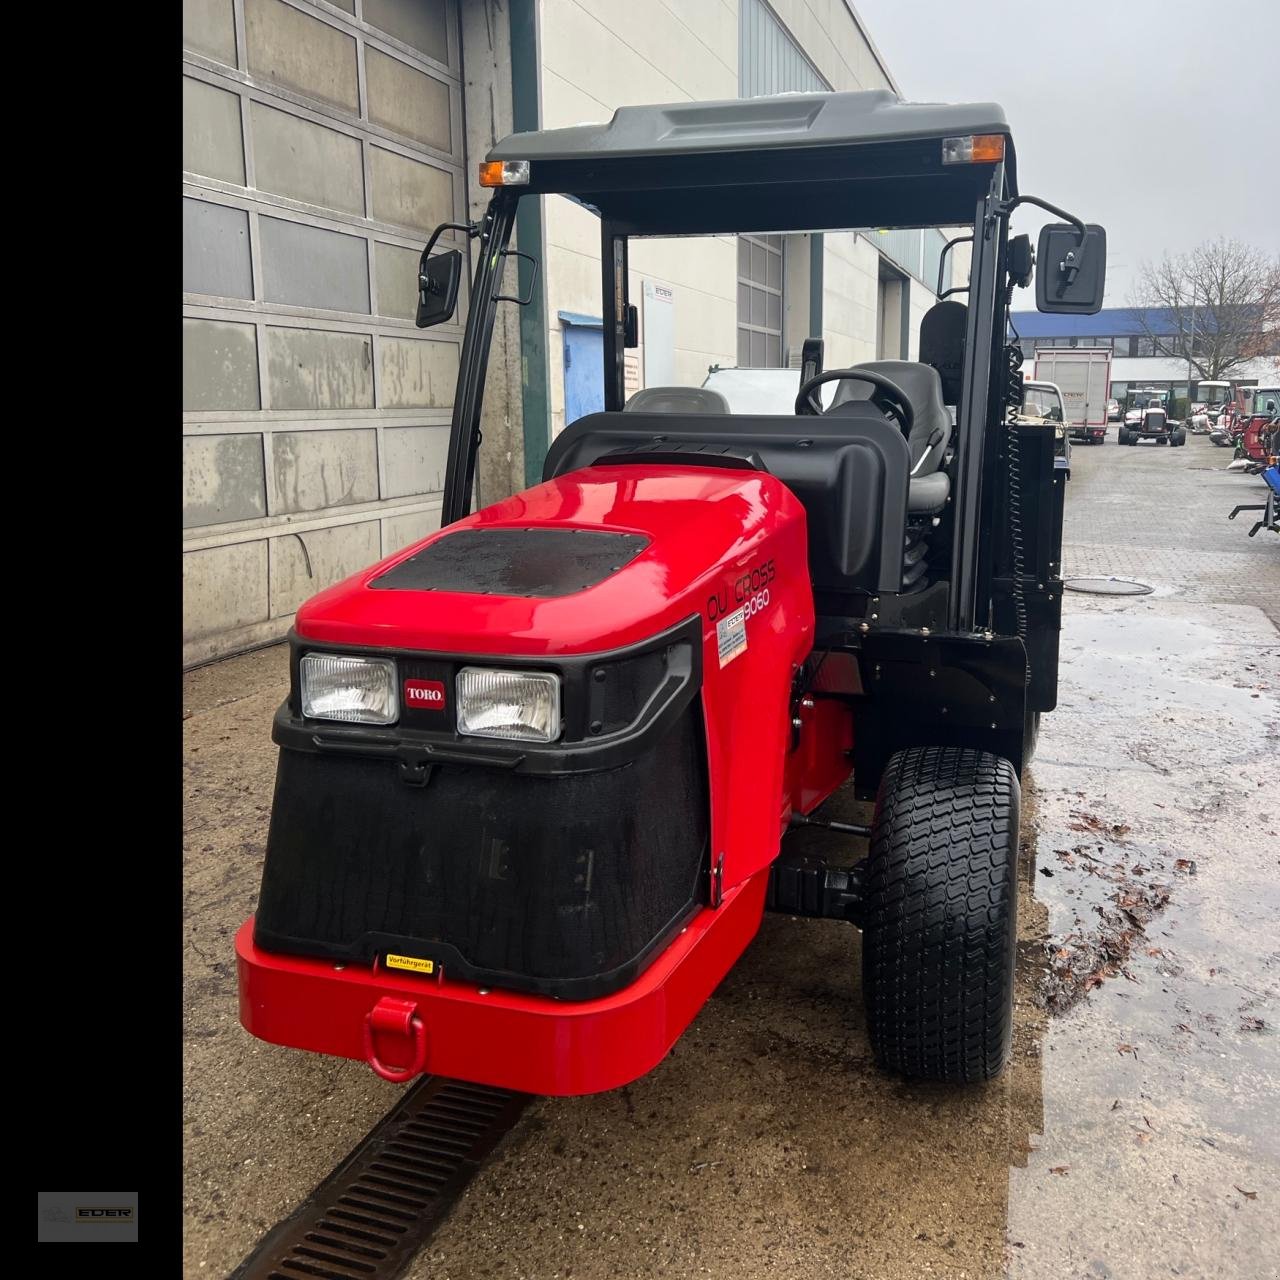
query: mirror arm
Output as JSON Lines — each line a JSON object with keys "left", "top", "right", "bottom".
{"left": 997, "top": 194, "right": 1087, "bottom": 240}
{"left": 1002, "top": 196, "right": 1087, "bottom": 279}
{"left": 423, "top": 219, "right": 481, "bottom": 259}
{"left": 418, "top": 220, "right": 482, "bottom": 302}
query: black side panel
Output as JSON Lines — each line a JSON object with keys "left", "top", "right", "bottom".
{"left": 254, "top": 705, "right": 708, "bottom": 1000}
{"left": 990, "top": 423, "right": 1064, "bottom": 714}
{"left": 851, "top": 631, "right": 1029, "bottom": 786}
{"left": 371, "top": 527, "right": 649, "bottom": 596}
{"left": 546, "top": 410, "right": 910, "bottom": 596}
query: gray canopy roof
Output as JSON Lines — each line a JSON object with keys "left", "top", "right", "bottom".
{"left": 486, "top": 89, "right": 1016, "bottom": 235}
{"left": 489, "top": 89, "right": 1011, "bottom": 165}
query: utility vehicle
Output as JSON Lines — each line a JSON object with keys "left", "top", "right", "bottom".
{"left": 1015, "top": 379, "right": 1072, "bottom": 477}
{"left": 1189, "top": 380, "right": 1232, "bottom": 433}
{"left": 236, "top": 90, "right": 1106, "bottom": 1095}
{"left": 1120, "top": 388, "right": 1185, "bottom": 446}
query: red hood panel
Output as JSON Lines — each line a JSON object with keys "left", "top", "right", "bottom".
{"left": 295, "top": 465, "right": 804, "bottom": 656}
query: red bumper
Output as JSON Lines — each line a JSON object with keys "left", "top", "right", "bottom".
{"left": 237, "top": 870, "right": 768, "bottom": 1096}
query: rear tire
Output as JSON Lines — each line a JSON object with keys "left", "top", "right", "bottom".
{"left": 861, "top": 747, "right": 1020, "bottom": 1084}
{"left": 1117, "top": 428, "right": 1129, "bottom": 445}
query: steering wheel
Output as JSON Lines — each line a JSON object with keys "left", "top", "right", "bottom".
{"left": 794, "top": 368, "right": 915, "bottom": 436}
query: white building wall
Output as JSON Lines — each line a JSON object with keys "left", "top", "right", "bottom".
{"left": 906, "top": 279, "right": 934, "bottom": 361}
{"left": 538, "top": 0, "right": 739, "bottom": 437}
{"left": 822, "top": 232, "right": 879, "bottom": 368}
{"left": 766, "top": 0, "right": 895, "bottom": 95}
{"left": 536, "top": 0, "right": 905, "bottom": 434}
{"left": 764, "top": 0, "right": 901, "bottom": 363}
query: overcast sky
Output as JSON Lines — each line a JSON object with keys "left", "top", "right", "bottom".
{"left": 853, "top": 0, "right": 1280, "bottom": 306}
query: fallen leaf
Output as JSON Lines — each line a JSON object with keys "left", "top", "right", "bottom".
{"left": 1144, "top": 1116, "right": 1155, "bottom": 1131}
{"left": 1235, "top": 1186, "right": 1257, "bottom": 1200}
{"left": 1049, "top": 1166, "right": 1070, "bottom": 1176}
{"left": 1173, "top": 858, "right": 1197, "bottom": 875}
{"left": 1146, "top": 947, "right": 1164, "bottom": 958}
{"left": 1133, "top": 1131, "right": 1151, "bottom": 1145}
{"left": 1240, "top": 1017, "right": 1265, "bottom": 1033}
{"left": 1116, "top": 1043, "right": 1138, "bottom": 1057}
{"left": 1110, "top": 1099, "right": 1121, "bottom": 1111}
{"left": 1039, "top": 867, "right": 1055, "bottom": 877}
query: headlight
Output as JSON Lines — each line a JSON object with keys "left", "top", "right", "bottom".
{"left": 300, "top": 653, "right": 397, "bottom": 724}
{"left": 456, "top": 668, "right": 561, "bottom": 743}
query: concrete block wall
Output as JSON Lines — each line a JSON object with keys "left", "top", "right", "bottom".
{"left": 182, "top": 0, "right": 466, "bottom": 664}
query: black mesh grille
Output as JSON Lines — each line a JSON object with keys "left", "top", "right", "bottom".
{"left": 370, "top": 528, "right": 649, "bottom": 597}
{"left": 254, "top": 707, "right": 708, "bottom": 999}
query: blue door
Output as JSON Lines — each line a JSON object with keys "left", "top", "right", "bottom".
{"left": 562, "top": 319, "right": 604, "bottom": 425}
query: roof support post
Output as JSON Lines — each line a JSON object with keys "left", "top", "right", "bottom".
{"left": 601, "top": 221, "right": 628, "bottom": 411}
{"left": 441, "top": 192, "right": 518, "bottom": 526}
{"left": 949, "top": 165, "right": 1007, "bottom": 632}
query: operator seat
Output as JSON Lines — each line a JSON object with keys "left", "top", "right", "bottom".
{"left": 624, "top": 386, "right": 729, "bottom": 414}
{"left": 825, "top": 359, "right": 951, "bottom": 514}
{"left": 918, "top": 300, "right": 967, "bottom": 405}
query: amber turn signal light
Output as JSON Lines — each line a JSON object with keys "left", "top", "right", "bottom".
{"left": 479, "top": 160, "right": 531, "bottom": 187}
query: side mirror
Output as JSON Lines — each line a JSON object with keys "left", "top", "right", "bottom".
{"left": 623, "top": 303, "right": 639, "bottom": 348}
{"left": 1035, "top": 223, "right": 1107, "bottom": 314}
{"left": 416, "top": 248, "right": 463, "bottom": 329}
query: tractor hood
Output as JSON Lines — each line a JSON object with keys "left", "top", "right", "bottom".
{"left": 294, "top": 465, "right": 806, "bottom": 657}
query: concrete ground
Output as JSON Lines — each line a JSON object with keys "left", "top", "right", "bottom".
{"left": 184, "top": 430, "right": 1279, "bottom": 1279}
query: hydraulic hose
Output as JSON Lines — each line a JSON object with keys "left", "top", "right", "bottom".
{"left": 1004, "top": 343, "right": 1029, "bottom": 646}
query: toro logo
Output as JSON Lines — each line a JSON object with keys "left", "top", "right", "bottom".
{"left": 404, "top": 678, "right": 446, "bottom": 710}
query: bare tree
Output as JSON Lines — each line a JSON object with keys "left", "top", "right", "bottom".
{"left": 1127, "top": 238, "right": 1280, "bottom": 380}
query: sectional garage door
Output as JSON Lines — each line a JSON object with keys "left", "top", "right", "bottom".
{"left": 182, "top": 0, "right": 465, "bottom": 663}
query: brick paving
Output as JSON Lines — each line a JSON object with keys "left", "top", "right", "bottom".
{"left": 1060, "top": 429, "right": 1280, "bottom": 625}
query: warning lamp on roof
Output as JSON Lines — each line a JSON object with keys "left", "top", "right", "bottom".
{"left": 941, "top": 134, "right": 1005, "bottom": 165}
{"left": 479, "top": 159, "right": 531, "bottom": 187}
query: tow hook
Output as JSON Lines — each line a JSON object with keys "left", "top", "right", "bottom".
{"left": 362, "top": 996, "right": 428, "bottom": 1082}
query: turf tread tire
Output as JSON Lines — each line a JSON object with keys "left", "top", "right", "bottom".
{"left": 861, "top": 746, "right": 1019, "bottom": 1084}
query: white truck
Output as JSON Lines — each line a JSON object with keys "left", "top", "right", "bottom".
{"left": 1032, "top": 347, "right": 1112, "bottom": 445}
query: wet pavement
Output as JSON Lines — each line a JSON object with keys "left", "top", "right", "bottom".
{"left": 184, "top": 431, "right": 1279, "bottom": 1278}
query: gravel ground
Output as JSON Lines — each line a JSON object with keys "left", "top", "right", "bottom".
{"left": 184, "top": 430, "right": 1279, "bottom": 1279}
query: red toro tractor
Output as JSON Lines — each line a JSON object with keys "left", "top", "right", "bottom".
{"left": 236, "top": 91, "right": 1107, "bottom": 1094}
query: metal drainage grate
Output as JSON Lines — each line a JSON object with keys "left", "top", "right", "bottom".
{"left": 1062, "top": 576, "right": 1154, "bottom": 596}
{"left": 232, "top": 1076, "right": 530, "bottom": 1280}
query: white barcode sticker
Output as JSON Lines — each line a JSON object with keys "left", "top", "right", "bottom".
{"left": 716, "top": 606, "right": 748, "bottom": 668}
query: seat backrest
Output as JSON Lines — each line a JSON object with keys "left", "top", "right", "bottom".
{"left": 624, "top": 386, "right": 730, "bottom": 414}
{"left": 828, "top": 360, "right": 951, "bottom": 473}
{"left": 544, "top": 408, "right": 911, "bottom": 596}
{"left": 919, "top": 300, "right": 968, "bottom": 404}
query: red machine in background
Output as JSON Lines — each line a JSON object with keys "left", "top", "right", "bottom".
{"left": 1215, "top": 385, "right": 1280, "bottom": 466}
